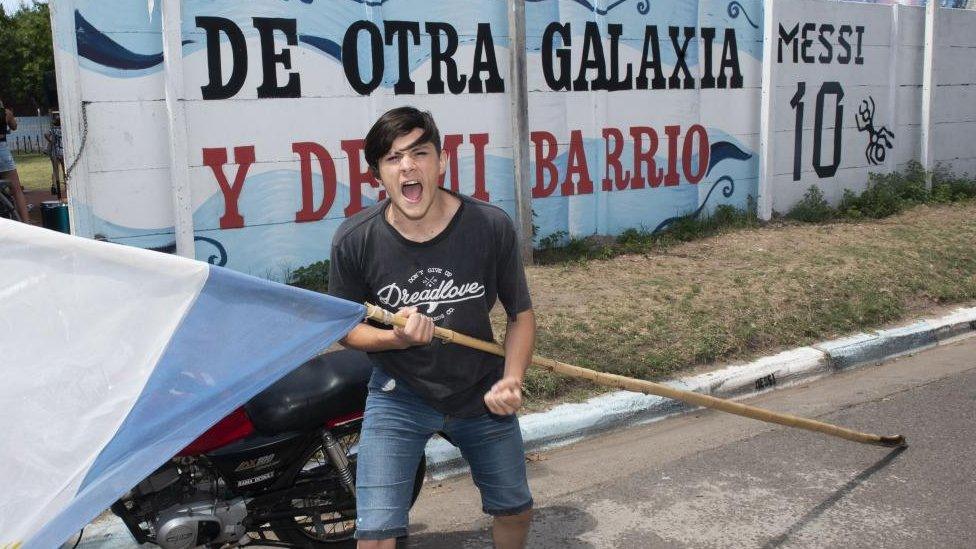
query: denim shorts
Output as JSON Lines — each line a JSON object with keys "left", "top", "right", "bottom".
{"left": 354, "top": 368, "right": 533, "bottom": 540}
{"left": 0, "top": 142, "right": 15, "bottom": 173}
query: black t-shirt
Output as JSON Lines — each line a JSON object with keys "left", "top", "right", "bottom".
{"left": 328, "top": 191, "right": 532, "bottom": 417}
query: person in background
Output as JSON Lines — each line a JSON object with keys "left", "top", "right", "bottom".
{"left": 44, "top": 111, "right": 66, "bottom": 200}
{"left": 0, "top": 98, "right": 30, "bottom": 222}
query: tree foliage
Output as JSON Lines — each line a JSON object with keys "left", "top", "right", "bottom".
{"left": 0, "top": 1, "right": 54, "bottom": 112}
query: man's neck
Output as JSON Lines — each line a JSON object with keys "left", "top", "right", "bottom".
{"left": 386, "top": 189, "right": 462, "bottom": 243}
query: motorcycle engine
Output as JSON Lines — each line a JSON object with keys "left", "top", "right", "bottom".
{"left": 119, "top": 462, "right": 250, "bottom": 549}
{"left": 154, "top": 498, "right": 247, "bottom": 549}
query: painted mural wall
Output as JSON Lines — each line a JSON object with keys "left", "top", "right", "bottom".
{"left": 522, "top": 0, "right": 760, "bottom": 240}
{"left": 55, "top": 0, "right": 520, "bottom": 278}
{"left": 765, "top": 0, "right": 919, "bottom": 210}
{"left": 49, "top": 0, "right": 976, "bottom": 279}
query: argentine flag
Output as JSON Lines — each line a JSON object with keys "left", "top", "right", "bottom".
{"left": 0, "top": 219, "right": 365, "bottom": 548}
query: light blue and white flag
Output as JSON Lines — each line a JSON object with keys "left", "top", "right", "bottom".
{"left": 0, "top": 219, "right": 365, "bottom": 548}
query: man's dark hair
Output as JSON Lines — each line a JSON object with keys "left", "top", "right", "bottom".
{"left": 364, "top": 106, "right": 441, "bottom": 176}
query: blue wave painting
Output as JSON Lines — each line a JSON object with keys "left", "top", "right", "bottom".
{"left": 708, "top": 140, "right": 753, "bottom": 175}
{"left": 525, "top": 0, "right": 649, "bottom": 16}
{"left": 651, "top": 175, "right": 735, "bottom": 234}
{"left": 526, "top": 131, "right": 756, "bottom": 240}
{"left": 76, "top": 10, "right": 163, "bottom": 70}
{"left": 75, "top": 10, "right": 195, "bottom": 72}
{"left": 727, "top": 1, "right": 760, "bottom": 29}
{"left": 298, "top": 34, "right": 342, "bottom": 62}
{"left": 285, "top": 0, "right": 655, "bottom": 9}
{"left": 288, "top": 0, "right": 391, "bottom": 5}
{"left": 76, "top": 0, "right": 496, "bottom": 85}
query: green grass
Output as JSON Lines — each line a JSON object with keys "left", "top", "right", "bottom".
{"left": 515, "top": 196, "right": 976, "bottom": 409}
{"left": 286, "top": 260, "right": 330, "bottom": 294}
{"left": 785, "top": 186, "right": 835, "bottom": 223}
{"left": 786, "top": 162, "right": 976, "bottom": 222}
{"left": 11, "top": 153, "right": 54, "bottom": 192}
{"left": 532, "top": 163, "right": 975, "bottom": 268}
{"left": 534, "top": 202, "right": 761, "bottom": 265}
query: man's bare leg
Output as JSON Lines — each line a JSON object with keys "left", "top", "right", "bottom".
{"left": 3, "top": 169, "right": 29, "bottom": 221}
{"left": 57, "top": 159, "right": 67, "bottom": 199}
{"left": 492, "top": 509, "right": 533, "bottom": 549}
{"left": 49, "top": 156, "right": 60, "bottom": 196}
{"left": 358, "top": 539, "right": 396, "bottom": 549}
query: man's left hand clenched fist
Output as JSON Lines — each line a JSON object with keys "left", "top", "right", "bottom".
{"left": 484, "top": 376, "right": 523, "bottom": 416}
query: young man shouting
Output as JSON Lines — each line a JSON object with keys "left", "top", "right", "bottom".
{"left": 328, "top": 107, "right": 535, "bottom": 548}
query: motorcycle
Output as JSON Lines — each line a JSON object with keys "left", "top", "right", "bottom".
{"left": 0, "top": 179, "right": 23, "bottom": 221}
{"left": 109, "top": 349, "right": 426, "bottom": 548}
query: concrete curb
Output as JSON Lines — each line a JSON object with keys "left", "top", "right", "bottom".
{"left": 424, "top": 306, "right": 976, "bottom": 479}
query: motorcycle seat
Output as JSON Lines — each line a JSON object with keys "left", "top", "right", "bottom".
{"left": 245, "top": 350, "right": 372, "bottom": 435}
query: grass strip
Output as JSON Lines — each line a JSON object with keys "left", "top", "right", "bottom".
{"left": 517, "top": 163, "right": 976, "bottom": 406}
{"left": 516, "top": 199, "right": 976, "bottom": 407}
{"left": 11, "top": 153, "right": 55, "bottom": 193}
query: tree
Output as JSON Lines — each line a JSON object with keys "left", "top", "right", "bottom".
{"left": 0, "top": 1, "right": 54, "bottom": 112}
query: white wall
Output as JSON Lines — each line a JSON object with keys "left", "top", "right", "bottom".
{"left": 930, "top": 6, "right": 976, "bottom": 175}
{"left": 763, "top": 0, "right": 920, "bottom": 214}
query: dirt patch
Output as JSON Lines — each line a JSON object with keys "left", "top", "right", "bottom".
{"left": 22, "top": 188, "right": 62, "bottom": 226}
{"left": 23, "top": 188, "right": 53, "bottom": 225}
{"left": 10, "top": 152, "right": 64, "bottom": 226}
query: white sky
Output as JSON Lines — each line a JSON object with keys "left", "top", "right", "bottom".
{"left": 1, "top": 0, "right": 44, "bottom": 13}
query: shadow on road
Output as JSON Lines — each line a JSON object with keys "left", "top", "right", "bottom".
{"left": 761, "top": 445, "right": 909, "bottom": 549}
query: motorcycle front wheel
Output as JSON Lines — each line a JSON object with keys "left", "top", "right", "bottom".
{"left": 269, "top": 423, "right": 427, "bottom": 547}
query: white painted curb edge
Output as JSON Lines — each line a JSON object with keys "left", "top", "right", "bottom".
{"left": 425, "top": 306, "right": 976, "bottom": 479}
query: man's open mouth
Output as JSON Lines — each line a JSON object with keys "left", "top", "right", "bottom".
{"left": 401, "top": 180, "right": 423, "bottom": 203}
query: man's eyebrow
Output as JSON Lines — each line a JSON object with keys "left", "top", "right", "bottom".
{"left": 391, "top": 135, "right": 434, "bottom": 155}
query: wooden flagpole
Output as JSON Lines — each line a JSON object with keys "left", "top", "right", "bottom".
{"left": 364, "top": 304, "right": 905, "bottom": 447}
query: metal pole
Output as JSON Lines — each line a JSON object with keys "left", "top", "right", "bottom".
{"left": 507, "top": 0, "right": 535, "bottom": 265}
{"left": 757, "top": 0, "right": 777, "bottom": 221}
{"left": 161, "top": 0, "right": 196, "bottom": 258}
{"left": 886, "top": 3, "right": 901, "bottom": 173}
{"left": 921, "top": 0, "right": 937, "bottom": 189}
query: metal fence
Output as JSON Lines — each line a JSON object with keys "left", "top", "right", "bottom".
{"left": 7, "top": 116, "right": 51, "bottom": 154}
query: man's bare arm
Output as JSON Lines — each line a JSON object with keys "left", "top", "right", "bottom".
{"left": 340, "top": 306, "right": 434, "bottom": 352}
{"left": 484, "top": 309, "right": 536, "bottom": 415}
{"left": 502, "top": 309, "right": 535, "bottom": 384}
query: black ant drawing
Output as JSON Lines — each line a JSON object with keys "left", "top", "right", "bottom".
{"left": 855, "top": 96, "right": 895, "bottom": 165}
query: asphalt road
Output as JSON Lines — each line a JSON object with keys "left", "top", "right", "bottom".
{"left": 405, "top": 336, "right": 976, "bottom": 548}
